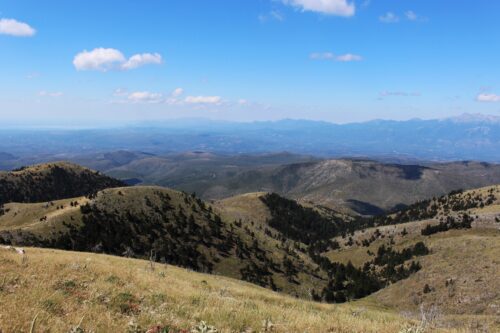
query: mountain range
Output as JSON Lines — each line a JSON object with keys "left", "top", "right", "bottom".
{"left": 1, "top": 114, "right": 499, "bottom": 162}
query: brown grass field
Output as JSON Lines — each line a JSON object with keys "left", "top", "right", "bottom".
{"left": 0, "top": 246, "right": 471, "bottom": 333}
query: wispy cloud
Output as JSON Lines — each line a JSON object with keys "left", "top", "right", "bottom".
{"left": 38, "top": 91, "right": 63, "bottom": 97}
{"left": 379, "top": 12, "right": 399, "bottom": 23}
{"left": 405, "top": 11, "right": 418, "bottom": 21}
{"left": 258, "top": 10, "right": 285, "bottom": 22}
{"left": 310, "top": 52, "right": 362, "bottom": 62}
{"left": 73, "top": 48, "right": 163, "bottom": 71}
{"left": 476, "top": 93, "right": 500, "bottom": 103}
{"left": 281, "top": 0, "right": 355, "bottom": 17}
{"left": 0, "top": 18, "right": 36, "bottom": 37}
{"left": 336, "top": 53, "right": 363, "bottom": 62}
{"left": 405, "top": 11, "right": 428, "bottom": 22}
{"left": 165, "top": 88, "right": 185, "bottom": 105}
{"left": 380, "top": 11, "right": 427, "bottom": 23}
{"left": 127, "top": 91, "right": 163, "bottom": 103}
{"left": 114, "top": 88, "right": 224, "bottom": 106}
{"left": 185, "top": 96, "right": 222, "bottom": 105}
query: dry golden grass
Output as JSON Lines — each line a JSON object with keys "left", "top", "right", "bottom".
{"left": 0, "top": 196, "right": 88, "bottom": 232}
{"left": 0, "top": 247, "right": 464, "bottom": 333}
{"left": 322, "top": 186, "right": 500, "bottom": 331}
{"left": 214, "top": 192, "right": 271, "bottom": 225}
{"left": 326, "top": 185, "right": 500, "bottom": 267}
{"left": 371, "top": 229, "right": 500, "bottom": 317}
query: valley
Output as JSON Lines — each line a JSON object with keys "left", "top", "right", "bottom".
{"left": 3, "top": 152, "right": 500, "bottom": 215}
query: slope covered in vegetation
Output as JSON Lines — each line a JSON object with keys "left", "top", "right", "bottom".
{"left": 0, "top": 186, "right": 431, "bottom": 304}
{"left": 0, "top": 186, "right": 327, "bottom": 298}
{"left": 325, "top": 185, "right": 500, "bottom": 327}
{"left": 0, "top": 162, "right": 125, "bottom": 205}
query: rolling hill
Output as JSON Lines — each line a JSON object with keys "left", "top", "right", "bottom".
{"left": 0, "top": 162, "right": 125, "bottom": 205}
{"left": 0, "top": 186, "right": 327, "bottom": 299}
{"left": 2, "top": 152, "right": 500, "bottom": 216}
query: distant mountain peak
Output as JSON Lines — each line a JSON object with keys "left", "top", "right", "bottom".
{"left": 448, "top": 113, "right": 500, "bottom": 123}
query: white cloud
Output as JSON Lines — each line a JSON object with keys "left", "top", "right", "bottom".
{"left": 476, "top": 93, "right": 500, "bottom": 103}
{"left": 185, "top": 96, "right": 222, "bottom": 105}
{"left": 121, "top": 53, "right": 163, "bottom": 70}
{"left": 310, "top": 52, "right": 362, "bottom": 62}
{"left": 164, "top": 88, "right": 185, "bottom": 105}
{"left": 127, "top": 91, "right": 163, "bottom": 103}
{"left": 0, "top": 18, "right": 36, "bottom": 37}
{"left": 282, "top": 0, "right": 355, "bottom": 17}
{"left": 38, "top": 91, "right": 63, "bottom": 97}
{"left": 379, "top": 12, "right": 399, "bottom": 23}
{"left": 113, "top": 88, "right": 225, "bottom": 106}
{"left": 73, "top": 48, "right": 163, "bottom": 71}
{"left": 73, "top": 48, "right": 126, "bottom": 71}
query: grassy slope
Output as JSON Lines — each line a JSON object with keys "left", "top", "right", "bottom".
{"left": 214, "top": 192, "right": 331, "bottom": 297}
{"left": 0, "top": 196, "right": 88, "bottom": 231}
{"left": 0, "top": 247, "right": 459, "bottom": 333}
{"left": 0, "top": 186, "right": 326, "bottom": 300}
{"left": 214, "top": 192, "right": 271, "bottom": 225}
{"left": 324, "top": 186, "right": 500, "bottom": 329}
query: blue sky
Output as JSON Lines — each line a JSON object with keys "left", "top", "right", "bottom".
{"left": 1, "top": 0, "right": 500, "bottom": 125}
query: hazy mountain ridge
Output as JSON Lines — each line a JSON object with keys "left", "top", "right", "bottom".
{"left": 1, "top": 115, "right": 499, "bottom": 161}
